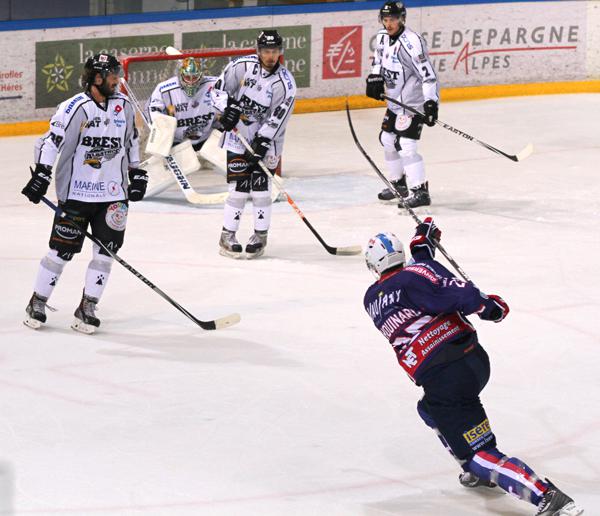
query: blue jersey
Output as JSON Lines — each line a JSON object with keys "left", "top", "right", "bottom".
{"left": 363, "top": 249, "right": 489, "bottom": 383}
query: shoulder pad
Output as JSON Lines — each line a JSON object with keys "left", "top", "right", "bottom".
{"left": 62, "top": 94, "right": 87, "bottom": 115}
{"left": 399, "top": 29, "right": 423, "bottom": 55}
{"left": 158, "top": 79, "right": 179, "bottom": 92}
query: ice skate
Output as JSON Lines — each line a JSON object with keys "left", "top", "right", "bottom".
{"left": 245, "top": 230, "right": 268, "bottom": 259}
{"left": 399, "top": 181, "right": 431, "bottom": 209}
{"left": 219, "top": 229, "right": 243, "bottom": 259}
{"left": 71, "top": 292, "right": 100, "bottom": 334}
{"left": 459, "top": 471, "right": 497, "bottom": 489}
{"left": 24, "top": 293, "right": 48, "bottom": 330}
{"left": 378, "top": 177, "right": 408, "bottom": 203}
{"left": 535, "top": 479, "right": 583, "bottom": 515}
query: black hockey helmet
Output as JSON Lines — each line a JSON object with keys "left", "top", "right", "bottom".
{"left": 379, "top": 1, "right": 406, "bottom": 21}
{"left": 257, "top": 30, "right": 283, "bottom": 51}
{"left": 81, "top": 53, "right": 121, "bottom": 89}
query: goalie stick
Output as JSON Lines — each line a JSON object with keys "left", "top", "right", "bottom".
{"left": 120, "top": 77, "right": 228, "bottom": 205}
{"left": 345, "top": 101, "right": 472, "bottom": 282}
{"left": 41, "top": 196, "right": 240, "bottom": 330}
{"left": 381, "top": 94, "right": 533, "bottom": 163}
{"left": 233, "top": 128, "right": 362, "bottom": 256}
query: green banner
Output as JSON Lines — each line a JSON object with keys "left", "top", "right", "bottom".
{"left": 182, "top": 26, "right": 311, "bottom": 88}
{"left": 36, "top": 35, "right": 174, "bottom": 109}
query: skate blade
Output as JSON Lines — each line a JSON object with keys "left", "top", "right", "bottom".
{"left": 23, "top": 317, "right": 43, "bottom": 330}
{"left": 71, "top": 318, "right": 97, "bottom": 334}
{"left": 558, "top": 503, "right": 584, "bottom": 516}
{"left": 245, "top": 249, "right": 265, "bottom": 260}
{"left": 219, "top": 248, "right": 243, "bottom": 259}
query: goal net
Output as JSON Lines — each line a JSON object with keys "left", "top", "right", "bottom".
{"left": 121, "top": 48, "right": 254, "bottom": 199}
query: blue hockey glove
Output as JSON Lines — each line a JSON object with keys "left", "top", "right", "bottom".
{"left": 246, "top": 136, "right": 271, "bottom": 165}
{"left": 22, "top": 164, "right": 52, "bottom": 204}
{"left": 127, "top": 168, "right": 148, "bottom": 202}
{"left": 423, "top": 100, "right": 438, "bottom": 127}
{"left": 410, "top": 217, "right": 441, "bottom": 259}
{"left": 478, "top": 294, "right": 510, "bottom": 323}
{"left": 366, "top": 74, "right": 385, "bottom": 100}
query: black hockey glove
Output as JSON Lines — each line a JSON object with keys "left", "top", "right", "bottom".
{"left": 478, "top": 294, "right": 510, "bottom": 323}
{"left": 246, "top": 136, "right": 271, "bottom": 165}
{"left": 423, "top": 100, "right": 438, "bottom": 127}
{"left": 366, "top": 74, "right": 385, "bottom": 100}
{"left": 22, "top": 164, "right": 52, "bottom": 204}
{"left": 220, "top": 100, "right": 242, "bottom": 132}
{"left": 127, "top": 168, "right": 148, "bottom": 202}
{"left": 409, "top": 217, "right": 441, "bottom": 260}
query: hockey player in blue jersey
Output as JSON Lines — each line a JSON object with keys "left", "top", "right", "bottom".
{"left": 363, "top": 218, "right": 583, "bottom": 516}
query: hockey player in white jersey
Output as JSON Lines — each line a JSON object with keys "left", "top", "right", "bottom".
{"left": 366, "top": 1, "right": 439, "bottom": 208}
{"left": 147, "top": 56, "right": 218, "bottom": 152}
{"left": 22, "top": 53, "right": 147, "bottom": 334}
{"left": 211, "top": 29, "right": 296, "bottom": 259}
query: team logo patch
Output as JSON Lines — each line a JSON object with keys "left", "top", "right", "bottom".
{"left": 395, "top": 114, "right": 412, "bottom": 131}
{"left": 463, "top": 418, "right": 493, "bottom": 446}
{"left": 105, "top": 202, "right": 128, "bottom": 231}
{"left": 108, "top": 181, "right": 121, "bottom": 196}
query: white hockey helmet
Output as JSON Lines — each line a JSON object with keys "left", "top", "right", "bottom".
{"left": 365, "top": 232, "right": 406, "bottom": 277}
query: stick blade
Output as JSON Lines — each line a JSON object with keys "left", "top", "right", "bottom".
{"left": 213, "top": 312, "right": 241, "bottom": 330}
{"left": 516, "top": 142, "right": 534, "bottom": 162}
{"left": 333, "top": 245, "right": 362, "bottom": 256}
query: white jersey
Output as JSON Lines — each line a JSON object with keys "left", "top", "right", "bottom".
{"left": 147, "top": 75, "right": 218, "bottom": 147}
{"left": 35, "top": 91, "right": 139, "bottom": 203}
{"left": 371, "top": 27, "right": 439, "bottom": 115}
{"left": 211, "top": 55, "right": 296, "bottom": 157}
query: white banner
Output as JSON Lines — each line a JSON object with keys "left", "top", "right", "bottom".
{"left": 0, "top": 1, "right": 595, "bottom": 123}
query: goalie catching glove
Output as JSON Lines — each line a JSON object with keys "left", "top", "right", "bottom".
{"left": 127, "top": 168, "right": 148, "bottom": 202}
{"left": 246, "top": 136, "right": 271, "bottom": 165}
{"left": 22, "top": 164, "right": 52, "bottom": 204}
{"left": 410, "top": 217, "right": 441, "bottom": 260}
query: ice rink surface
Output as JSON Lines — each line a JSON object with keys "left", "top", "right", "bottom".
{"left": 0, "top": 94, "right": 599, "bottom": 515}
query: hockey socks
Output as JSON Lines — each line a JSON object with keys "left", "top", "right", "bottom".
{"left": 84, "top": 245, "right": 113, "bottom": 300}
{"left": 466, "top": 448, "right": 548, "bottom": 505}
{"left": 33, "top": 249, "right": 67, "bottom": 299}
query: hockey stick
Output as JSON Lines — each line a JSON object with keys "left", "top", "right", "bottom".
{"left": 40, "top": 196, "right": 240, "bottom": 330}
{"left": 120, "top": 77, "right": 228, "bottom": 205}
{"left": 381, "top": 94, "right": 533, "bottom": 163}
{"left": 232, "top": 128, "right": 361, "bottom": 256}
{"left": 345, "top": 101, "right": 472, "bottom": 282}
{"left": 164, "top": 46, "right": 281, "bottom": 203}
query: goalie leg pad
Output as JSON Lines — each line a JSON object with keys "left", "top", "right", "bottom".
{"left": 170, "top": 140, "right": 200, "bottom": 175}
{"left": 145, "top": 112, "right": 177, "bottom": 157}
{"left": 199, "top": 130, "right": 227, "bottom": 173}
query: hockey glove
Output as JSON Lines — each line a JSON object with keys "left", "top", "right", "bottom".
{"left": 410, "top": 217, "right": 441, "bottom": 260}
{"left": 22, "top": 164, "right": 52, "bottom": 204}
{"left": 423, "top": 100, "right": 438, "bottom": 127}
{"left": 127, "top": 168, "right": 148, "bottom": 202}
{"left": 220, "top": 100, "right": 242, "bottom": 132}
{"left": 478, "top": 294, "right": 510, "bottom": 323}
{"left": 366, "top": 74, "right": 385, "bottom": 100}
{"left": 246, "top": 136, "right": 271, "bottom": 165}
